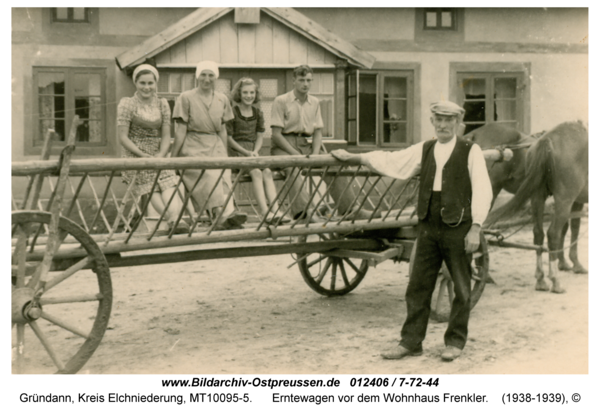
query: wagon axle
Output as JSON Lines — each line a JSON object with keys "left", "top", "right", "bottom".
{"left": 12, "top": 288, "right": 42, "bottom": 324}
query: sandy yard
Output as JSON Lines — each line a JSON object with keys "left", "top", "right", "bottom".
{"left": 14, "top": 219, "right": 588, "bottom": 375}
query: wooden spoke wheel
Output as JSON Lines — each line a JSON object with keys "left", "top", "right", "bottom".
{"left": 297, "top": 233, "right": 369, "bottom": 296}
{"left": 11, "top": 211, "right": 112, "bottom": 374}
{"left": 408, "top": 232, "right": 489, "bottom": 322}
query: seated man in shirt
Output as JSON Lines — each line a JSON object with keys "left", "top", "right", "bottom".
{"left": 331, "top": 101, "right": 493, "bottom": 362}
{"left": 271, "top": 65, "right": 374, "bottom": 222}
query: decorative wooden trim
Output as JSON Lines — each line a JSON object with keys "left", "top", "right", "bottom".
{"left": 262, "top": 8, "right": 375, "bottom": 69}
{"left": 156, "top": 63, "right": 337, "bottom": 69}
{"left": 115, "top": 7, "right": 233, "bottom": 69}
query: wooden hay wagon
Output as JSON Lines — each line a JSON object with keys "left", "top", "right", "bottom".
{"left": 11, "top": 119, "right": 494, "bottom": 374}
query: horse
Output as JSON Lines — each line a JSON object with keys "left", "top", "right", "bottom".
{"left": 483, "top": 121, "right": 588, "bottom": 293}
{"left": 463, "top": 123, "right": 539, "bottom": 205}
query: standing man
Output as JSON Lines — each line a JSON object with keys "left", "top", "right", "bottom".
{"left": 270, "top": 65, "right": 324, "bottom": 221}
{"left": 271, "top": 65, "right": 375, "bottom": 221}
{"left": 331, "top": 101, "right": 493, "bottom": 361}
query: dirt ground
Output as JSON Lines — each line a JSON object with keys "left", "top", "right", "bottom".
{"left": 67, "top": 218, "right": 587, "bottom": 375}
{"left": 16, "top": 219, "right": 588, "bottom": 375}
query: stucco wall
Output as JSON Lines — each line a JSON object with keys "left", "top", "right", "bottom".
{"left": 295, "top": 8, "right": 415, "bottom": 42}
{"left": 465, "top": 8, "right": 588, "bottom": 44}
{"left": 11, "top": 44, "right": 132, "bottom": 160}
{"left": 372, "top": 51, "right": 588, "bottom": 142}
{"left": 98, "top": 8, "right": 196, "bottom": 36}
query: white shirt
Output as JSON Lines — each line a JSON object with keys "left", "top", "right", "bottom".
{"left": 360, "top": 136, "right": 493, "bottom": 225}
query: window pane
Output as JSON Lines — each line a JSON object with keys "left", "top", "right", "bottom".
{"left": 55, "top": 8, "right": 68, "bottom": 20}
{"left": 384, "top": 100, "right": 407, "bottom": 121}
{"left": 73, "top": 8, "right": 86, "bottom": 20}
{"left": 441, "top": 12, "right": 453, "bottom": 27}
{"left": 215, "top": 79, "right": 231, "bottom": 94}
{"left": 461, "top": 78, "right": 486, "bottom": 98}
{"left": 495, "top": 78, "right": 517, "bottom": 98}
{"left": 77, "top": 120, "right": 102, "bottom": 143}
{"left": 40, "top": 119, "right": 65, "bottom": 141}
{"left": 384, "top": 77, "right": 407, "bottom": 99}
{"left": 358, "top": 74, "right": 377, "bottom": 144}
{"left": 463, "top": 101, "right": 486, "bottom": 123}
{"left": 426, "top": 12, "right": 437, "bottom": 27}
{"left": 311, "top": 73, "right": 321, "bottom": 93}
{"left": 38, "top": 72, "right": 65, "bottom": 95}
{"left": 75, "top": 98, "right": 90, "bottom": 120}
{"left": 320, "top": 73, "right": 334, "bottom": 95}
{"left": 169, "top": 73, "right": 182, "bottom": 93}
{"left": 494, "top": 101, "right": 517, "bottom": 122}
{"left": 384, "top": 123, "right": 407, "bottom": 144}
{"left": 74, "top": 73, "right": 101, "bottom": 96}
{"left": 182, "top": 73, "right": 195, "bottom": 91}
{"left": 259, "top": 79, "right": 278, "bottom": 99}
{"left": 260, "top": 101, "right": 273, "bottom": 139}
{"left": 39, "top": 95, "right": 65, "bottom": 119}
{"left": 88, "top": 97, "right": 102, "bottom": 120}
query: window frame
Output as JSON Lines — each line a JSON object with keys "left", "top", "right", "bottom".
{"left": 423, "top": 8, "right": 458, "bottom": 31}
{"left": 415, "top": 8, "right": 464, "bottom": 43}
{"left": 51, "top": 8, "right": 90, "bottom": 23}
{"left": 346, "top": 69, "right": 415, "bottom": 149}
{"left": 31, "top": 66, "right": 108, "bottom": 153}
{"left": 449, "top": 62, "right": 531, "bottom": 135}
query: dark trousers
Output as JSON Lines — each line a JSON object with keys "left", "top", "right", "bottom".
{"left": 400, "top": 192, "right": 473, "bottom": 351}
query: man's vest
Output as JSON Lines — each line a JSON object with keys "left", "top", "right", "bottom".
{"left": 417, "top": 138, "right": 474, "bottom": 225}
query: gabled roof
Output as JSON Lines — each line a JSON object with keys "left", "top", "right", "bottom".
{"left": 116, "top": 7, "right": 375, "bottom": 70}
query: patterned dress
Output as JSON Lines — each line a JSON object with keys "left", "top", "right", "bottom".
{"left": 117, "top": 93, "right": 179, "bottom": 198}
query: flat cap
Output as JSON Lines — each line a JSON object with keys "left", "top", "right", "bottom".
{"left": 430, "top": 101, "right": 465, "bottom": 117}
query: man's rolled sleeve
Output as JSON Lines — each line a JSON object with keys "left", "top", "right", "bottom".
{"left": 270, "top": 97, "right": 286, "bottom": 129}
{"left": 314, "top": 101, "right": 324, "bottom": 130}
{"left": 468, "top": 144, "right": 494, "bottom": 225}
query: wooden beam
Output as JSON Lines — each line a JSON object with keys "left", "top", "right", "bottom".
{"left": 12, "top": 154, "right": 365, "bottom": 176}
{"left": 262, "top": 7, "right": 375, "bottom": 69}
{"left": 116, "top": 8, "right": 233, "bottom": 69}
{"left": 157, "top": 63, "right": 336, "bottom": 69}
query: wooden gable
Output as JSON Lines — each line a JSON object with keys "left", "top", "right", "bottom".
{"left": 154, "top": 11, "right": 339, "bottom": 67}
{"left": 116, "top": 8, "right": 375, "bottom": 69}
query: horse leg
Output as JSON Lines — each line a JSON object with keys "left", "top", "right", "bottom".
{"left": 546, "top": 203, "right": 570, "bottom": 294}
{"left": 569, "top": 202, "right": 587, "bottom": 274}
{"left": 530, "top": 194, "right": 548, "bottom": 291}
{"left": 557, "top": 221, "right": 572, "bottom": 271}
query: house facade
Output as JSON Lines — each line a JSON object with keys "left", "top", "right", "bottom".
{"left": 12, "top": 7, "right": 588, "bottom": 162}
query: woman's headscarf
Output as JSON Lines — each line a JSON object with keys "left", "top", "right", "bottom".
{"left": 195, "top": 61, "right": 220, "bottom": 79}
{"left": 132, "top": 64, "right": 159, "bottom": 83}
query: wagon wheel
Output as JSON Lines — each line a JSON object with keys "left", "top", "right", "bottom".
{"left": 409, "top": 232, "right": 488, "bottom": 322}
{"left": 296, "top": 233, "right": 369, "bottom": 296}
{"left": 11, "top": 211, "right": 112, "bottom": 374}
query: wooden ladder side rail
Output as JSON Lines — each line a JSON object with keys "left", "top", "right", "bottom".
{"left": 22, "top": 129, "right": 55, "bottom": 210}
{"left": 28, "top": 116, "right": 80, "bottom": 291}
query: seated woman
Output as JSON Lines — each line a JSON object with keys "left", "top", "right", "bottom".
{"left": 117, "top": 64, "right": 187, "bottom": 233}
{"left": 170, "top": 61, "right": 247, "bottom": 230}
{"left": 226, "top": 78, "right": 289, "bottom": 224}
